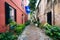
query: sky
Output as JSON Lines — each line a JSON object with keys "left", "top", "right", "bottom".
{"left": 25, "top": 0, "right": 29, "bottom": 6}
{"left": 25, "top": 0, "right": 39, "bottom": 7}
{"left": 26, "top": 0, "right": 39, "bottom": 7}
{"left": 36, "top": 0, "right": 39, "bottom": 7}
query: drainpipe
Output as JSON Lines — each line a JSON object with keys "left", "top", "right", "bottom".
{"left": 52, "top": 0, "right": 55, "bottom": 25}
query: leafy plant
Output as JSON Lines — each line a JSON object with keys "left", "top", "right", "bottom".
{"left": 14, "top": 24, "right": 25, "bottom": 35}
{"left": 29, "top": 0, "right": 37, "bottom": 11}
{"left": 44, "top": 23, "right": 60, "bottom": 40}
{"left": 39, "top": 23, "right": 44, "bottom": 29}
{"left": 0, "top": 19, "right": 26, "bottom": 40}
{"left": 25, "top": 20, "right": 31, "bottom": 26}
{"left": 0, "top": 31, "right": 17, "bottom": 40}
{"left": 9, "top": 20, "right": 17, "bottom": 30}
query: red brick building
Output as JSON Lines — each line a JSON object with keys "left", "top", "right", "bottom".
{"left": 0, "top": 0, "right": 28, "bottom": 32}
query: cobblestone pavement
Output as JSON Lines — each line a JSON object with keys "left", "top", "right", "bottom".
{"left": 18, "top": 24, "right": 52, "bottom": 40}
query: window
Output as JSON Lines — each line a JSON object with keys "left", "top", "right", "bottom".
{"left": 22, "top": 14, "right": 23, "bottom": 24}
{"left": 21, "top": 0, "right": 24, "bottom": 9}
{"left": 5, "top": 2, "right": 16, "bottom": 25}
{"left": 9, "top": 6, "right": 15, "bottom": 21}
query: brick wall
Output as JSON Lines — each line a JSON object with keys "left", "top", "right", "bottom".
{"left": 0, "top": 0, "right": 28, "bottom": 32}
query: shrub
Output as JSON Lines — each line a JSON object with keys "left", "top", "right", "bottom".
{"left": 25, "top": 20, "right": 31, "bottom": 26}
{"left": 0, "top": 31, "right": 17, "bottom": 40}
{"left": 0, "top": 19, "right": 26, "bottom": 40}
{"left": 9, "top": 19, "right": 17, "bottom": 30}
{"left": 44, "top": 23, "right": 60, "bottom": 40}
{"left": 39, "top": 23, "right": 44, "bottom": 29}
{"left": 14, "top": 24, "right": 25, "bottom": 35}
{"left": 33, "top": 20, "right": 37, "bottom": 24}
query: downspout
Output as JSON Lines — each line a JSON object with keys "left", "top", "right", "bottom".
{"left": 52, "top": 0, "right": 55, "bottom": 25}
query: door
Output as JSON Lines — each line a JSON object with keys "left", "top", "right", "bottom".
{"left": 47, "top": 12, "right": 52, "bottom": 25}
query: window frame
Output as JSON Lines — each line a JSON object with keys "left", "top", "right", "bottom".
{"left": 5, "top": 2, "right": 16, "bottom": 25}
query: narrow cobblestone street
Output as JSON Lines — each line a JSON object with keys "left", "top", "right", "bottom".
{"left": 18, "top": 24, "right": 52, "bottom": 40}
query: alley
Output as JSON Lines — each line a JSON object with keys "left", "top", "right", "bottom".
{"left": 18, "top": 24, "right": 52, "bottom": 40}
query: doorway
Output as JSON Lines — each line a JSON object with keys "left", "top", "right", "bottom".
{"left": 47, "top": 12, "right": 52, "bottom": 25}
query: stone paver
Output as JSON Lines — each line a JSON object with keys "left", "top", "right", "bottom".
{"left": 18, "top": 24, "right": 52, "bottom": 40}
